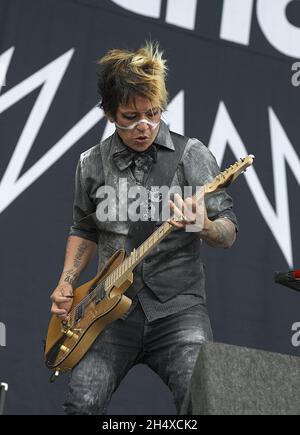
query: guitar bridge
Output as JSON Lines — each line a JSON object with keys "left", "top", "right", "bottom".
{"left": 60, "top": 317, "right": 71, "bottom": 333}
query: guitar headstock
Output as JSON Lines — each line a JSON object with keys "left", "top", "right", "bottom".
{"left": 205, "top": 155, "right": 255, "bottom": 194}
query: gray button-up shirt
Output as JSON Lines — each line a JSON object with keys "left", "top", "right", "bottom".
{"left": 69, "top": 121, "right": 238, "bottom": 322}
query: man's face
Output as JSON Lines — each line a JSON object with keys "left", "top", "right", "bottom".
{"left": 112, "top": 95, "right": 161, "bottom": 152}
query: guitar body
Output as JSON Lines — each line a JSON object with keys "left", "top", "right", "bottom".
{"left": 44, "top": 249, "right": 133, "bottom": 372}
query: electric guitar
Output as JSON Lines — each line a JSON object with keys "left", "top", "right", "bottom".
{"left": 44, "top": 155, "right": 255, "bottom": 376}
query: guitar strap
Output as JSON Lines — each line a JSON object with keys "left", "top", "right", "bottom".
{"left": 125, "top": 131, "right": 189, "bottom": 254}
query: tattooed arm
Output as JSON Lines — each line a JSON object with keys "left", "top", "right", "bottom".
{"left": 50, "top": 236, "right": 97, "bottom": 320}
{"left": 200, "top": 218, "right": 236, "bottom": 248}
{"left": 169, "top": 194, "right": 237, "bottom": 249}
{"left": 58, "top": 236, "right": 97, "bottom": 286}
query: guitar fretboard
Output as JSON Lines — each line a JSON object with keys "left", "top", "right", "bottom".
{"left": 104, "top": 220, "right": 173, "bottom": 290}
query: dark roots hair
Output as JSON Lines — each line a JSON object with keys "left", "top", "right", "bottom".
{"left": 97, "top": 42, "right": 168, "bottom": 118}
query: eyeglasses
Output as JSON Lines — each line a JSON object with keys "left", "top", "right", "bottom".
{"left": 115, "top": 107, "right": 162, "bottom": 130}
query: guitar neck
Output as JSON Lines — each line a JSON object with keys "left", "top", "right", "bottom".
{"left": 105, "top": 220, "right": 174, "bottom": 289}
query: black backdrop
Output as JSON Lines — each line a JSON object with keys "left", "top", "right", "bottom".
{"left": 0, "top": 0, "right": 300, "bottom": 415}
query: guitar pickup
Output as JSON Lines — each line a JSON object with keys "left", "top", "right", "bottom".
{"left": 95, "top": 287, "right": 106, "bottom": 304}
{"left": 75, "top": 304, "right": 84, "bottom": 323}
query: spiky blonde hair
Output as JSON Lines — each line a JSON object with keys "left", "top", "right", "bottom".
{"left": 97, "top": 42, "right": 168, "bottom": 117}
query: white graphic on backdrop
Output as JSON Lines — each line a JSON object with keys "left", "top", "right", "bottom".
{"left": 111, "top": 0, "right": 198, "bottom": 30}
{"left": 0, "top": 48, "right": 104, "bottom": 214}
{"left": 256, "top": 0, "right": 300, "bottom": 59}
{"left": 111, "top": 0, "right": 161, "bottom": 18}
{"left": 0, "top": 47, "right": 14, "bottom": 88}
{"left": 221, "top": 0, "right": 300, "bottom": 58}
{"left": 110, "top": 0, "right": 300, "bottom": 58}
{"left": 220, "top": 0, "right": 255, "bottom": 45}
{"left": 209, "top": 102, "right": 299, "bottom": 268}
{"left": 0, "top": 322, "right": 6, "bottom": 347}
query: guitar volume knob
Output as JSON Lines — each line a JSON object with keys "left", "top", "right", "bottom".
{"left": 65, "top": 330, "right": 79, "bottom": 340}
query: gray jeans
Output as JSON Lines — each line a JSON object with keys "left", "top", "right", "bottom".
{"left": 63, "top": 302, "right": 213, "bottom": 415}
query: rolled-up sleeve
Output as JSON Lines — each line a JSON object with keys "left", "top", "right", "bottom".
{"left": 182, "top": 139, "right": 238, "bottom": 232}
{"left": 69, "top": 158, "right": 98, "bottom": 243}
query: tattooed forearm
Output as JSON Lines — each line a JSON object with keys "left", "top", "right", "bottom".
{"left": 62, "top": 241, "right": 89, "bottom": 285}
{"left": 63, "top": 268, "right": 79, "bottom": 286}
{"left": 201, "top": 218, "right": 236, "bottom": 248}
{"left": 59, "top": 236, "right": 97, "bottom": 288}
{"left": 73, "top": 240, "right": 88, "bottom": 269}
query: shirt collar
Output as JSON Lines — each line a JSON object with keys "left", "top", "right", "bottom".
{"left": 153, "top": 120, "right": 175, "bottom": 150}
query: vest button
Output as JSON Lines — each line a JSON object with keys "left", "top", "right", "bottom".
{"left": 144, "top": 258, "right": 152, "bottom": 264}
